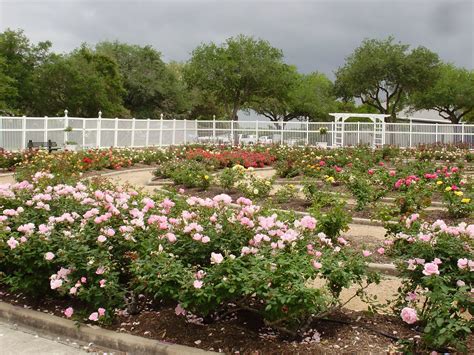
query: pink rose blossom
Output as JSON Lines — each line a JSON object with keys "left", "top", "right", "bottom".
{"left": 97, "top": 235, "right": 107, "bottom": 243}
{"left": 88, "top": 312, "right": 99, "bottom": 321}
{"left": 7, "top": 237, "right": 18, "bottom": 249}
{"left": 422, "top": 262, "right": 440, "bottom": 276}
{"left": 457, "top": 258, "right": 468, "bottom": 269}
{"left": 312, "top": 260, "right": 322, "bottom": 269}
{"left": 362, "top": 250, "right": 372, "bottom": 257}
{"left": 44, "top": 252, "right": 55, "bottom": 260}
{"left": 193, "top": 280, "right": 203, "bottom": 289}
{"left": 175, "top": 304, "right": 186, "bottom": 316}
{"left": 210, "top": 252, "right": 224, "bottom": 264}
{"left": 64, "top": 307, "right": 74, "bottom": 318}
{"left": 98, "top": 308, "right": 106, "bottom": 316}
{"left": 401, "top": 307, "right": 418, "bottom": 324}
{"left": 50, "top": 279, "right": 62, "bottom": 290}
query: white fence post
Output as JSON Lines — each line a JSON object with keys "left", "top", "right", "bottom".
{"left": 280, "top": 120, "right": 284, "bottom": 145}
{"left": 435, "top": 123, "right": 438, "bottom": 143}
{"left": 409, "top": 120, "right": 412, "bottom": 148}
{"left": 44, "top": 116, "right": 48, "bottom": 142}
{"left": 97, "top": 111, "right": 102, "bottom": 148}
{"left": 22, "top": 116, "right": 27, "bottom": 150}
{"left": 212, "top": 118, "right": 216, "bottom": 142}
{"left": 230, "top": 120, "right": 234, "bottom": 146}
{"left": 131, "top": 118, "right": 136, "bottom": 147}
{"left": 183, "top": 119, "right": 187, "bottom": 145}
{"left": 82, "top": 118, "right": 86, "bottom": 148}
{"left": 256, "top": 120, "right": 259, "bottom": 142}
{"left": 172, "top": 119, "right": 176, "bottom": 145}
{"left": 305, "top": 118, "right": 309, "bottom": 145}
{"left": 159, "top": 114, "right": 163, "bottom": 147}
{"left": 64, "top": 109, "right": 69, "bottom": 145}
{"left": 462, "top": 123, "right": 465, "bottom": 143}
{"left": 114, "top": 117, "right": 119, "bottom": 147}
{"left": 357, "top": 121, "right": 360, "bottom": 145}
{"left": 146, "top": 118, "right": 151, "bottom": 147}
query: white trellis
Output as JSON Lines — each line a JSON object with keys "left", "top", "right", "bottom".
{"left": 330, "top": 113, "right": 390, "bottom": 147}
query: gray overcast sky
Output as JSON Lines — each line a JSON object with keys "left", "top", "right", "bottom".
{"left": 0, "top": 0, "right": 473, "bottom": 79}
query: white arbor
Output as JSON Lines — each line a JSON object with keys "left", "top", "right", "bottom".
{"left": 329, "top": 113, "right": 390, "bottom": 147}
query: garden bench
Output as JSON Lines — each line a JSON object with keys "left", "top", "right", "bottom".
{"left": 27, "top": 140, "right": 60, "bottom": 153}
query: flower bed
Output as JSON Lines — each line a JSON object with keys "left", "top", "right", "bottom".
{"left": 1, "top": 143, "right": 473, "bottom": 352}
{"left": 1, "top": 174, "right": 379, "bottom": 332}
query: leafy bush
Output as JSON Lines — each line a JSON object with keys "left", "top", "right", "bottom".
{"left": 0, "top": 174, "right": 378, "bottom": 334}
{"left": 273, "top": 184, "right": 298, "bottom": 204}
{"left": 170, "top": 160, "right": 213, "bottom": 189}
{"left": 218, "top": 165, "right": 246, "bottom": 189}
{"left": 236, "top": 173, "right": 274, "bottom": 199}
{"left": 385, "top": 215, "right": 474, "bottom": 352}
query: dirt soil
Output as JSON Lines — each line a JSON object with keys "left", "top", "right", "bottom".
{"left": 0, "top": 286, "right": 435, "bottom": 354}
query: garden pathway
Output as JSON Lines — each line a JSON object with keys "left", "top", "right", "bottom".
{"left": 0, "top": 173, "right": 14, "bottom": 184}
{"left": 0, "top": 321, "right": 90, "bottom": 354}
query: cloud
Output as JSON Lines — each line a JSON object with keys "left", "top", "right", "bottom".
{"left": 1, "top": 0, "right": 472, "bottom": 78}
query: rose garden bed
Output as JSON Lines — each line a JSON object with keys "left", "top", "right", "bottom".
{"left": 0, "top": 144, "right": 473, "bottom": 353}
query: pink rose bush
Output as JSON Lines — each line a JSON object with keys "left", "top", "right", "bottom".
{"left": 385, "top": 214, "right": 473, "bottom": 351}
{"left": 0, "top": 174, "right": 377, "bottom": 334}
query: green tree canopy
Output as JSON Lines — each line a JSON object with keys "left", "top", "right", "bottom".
{"left": 29, "top": 46, "right": 128, "bottom": 117}
{"left": 0, "top": 28, "right": 52, "bottom": 112}
{"left": 184, "top": 34, "right": 287, "bottom": 120}
{"left": 334, "top": 37, "right": 440, "bottom": 122}
{"left": 251, "top": 69, "right": 337, "bottom": 122}
{"left": 0, "top": 55, "right": 17, "bottom": 113}
{"left": 96, "top": 42, "right": 188, "bottom": 118}
{"left": 409, "top": 64, "right": 474, "bottom": 124}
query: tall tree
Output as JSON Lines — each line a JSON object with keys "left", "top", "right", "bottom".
{"left": 29, "top": 46, "right": 128, "bottom": 117}
{"left": 185, "top": 34, "right": 286, "bottom": 120}
{"left": 252, "top": 69, "right": 337, "bottom": 122}
{"left": 334, "top": 37, "right": 440, "bottom": 122}
{"left": 409, "top": 64, "right": 474, "bottom": 124}
{"left": 0, "top": 55, "right": 17, "bottom": 113}
{"left": 0, "top": 28, "right": 52, "bottom": 112}
{"left": 96, "top": 42, "right": 188, "bottom": 118}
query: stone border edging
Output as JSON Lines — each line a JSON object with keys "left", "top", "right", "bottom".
{"left": 0, "top": 302, "right": 213, "bottom": 355}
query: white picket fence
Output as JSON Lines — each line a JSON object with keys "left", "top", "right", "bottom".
{"left": 1, "top": 114, "right": 473, "bottom": 151}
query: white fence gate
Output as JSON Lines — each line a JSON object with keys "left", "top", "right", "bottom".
{"left": 1, "top": 114, "right": 473, "bottom": 151}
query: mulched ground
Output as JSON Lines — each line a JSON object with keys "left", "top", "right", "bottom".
{"left": 0, "top": 286, "right": 429, "bottom": 354}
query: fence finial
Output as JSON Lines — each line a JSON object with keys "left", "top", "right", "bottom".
{"left": 160, "top": 113, "right": 164, "bottom": 120}
{"left": 64, "top": 109, "right": 68, "bottom": 118}
{"left": 98, "top": 111, "right": 102, "bottom": 119}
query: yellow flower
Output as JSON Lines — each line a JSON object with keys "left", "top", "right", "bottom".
{"left": 445, "top": 186, "right": 452, "bottom": 192}
{"left": 454, "top": 191, "right": 463, "bottom": 197}
{"left": 326, "top": 176, "right": 335, "bottom": 183}
{"left": 204, "top": 175, "right": 209, "bottom": 180}
{"left": 461, "top": 198, "right": 471, "bottom": 204}
{"left": 436, "top": 180, "right": 443, "bottom": 185}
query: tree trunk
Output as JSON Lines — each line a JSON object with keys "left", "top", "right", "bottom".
{"left": 231, "top": 104, "right": 240, "bottom": 145}
{"left": 449, "top": 114, "right": 460, "bottom": 124}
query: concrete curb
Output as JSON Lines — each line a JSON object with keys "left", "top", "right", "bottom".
{"left": 0, "top": 302, "right": 213, "bottom": 355}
